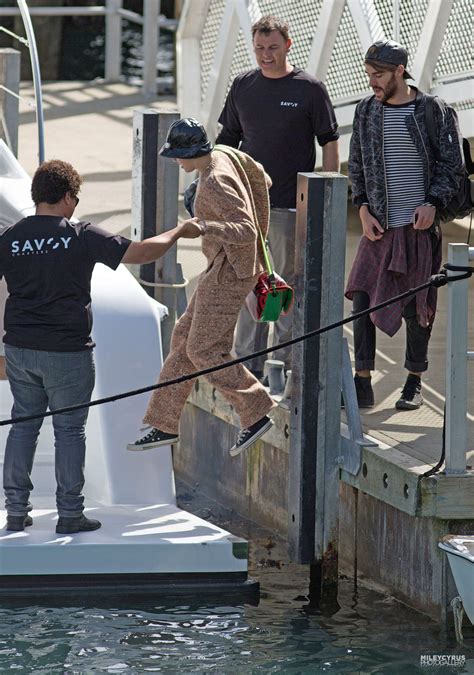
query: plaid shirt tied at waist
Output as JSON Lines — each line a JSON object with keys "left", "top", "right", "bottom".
{"left": 345, "top": 225, "right": 442, "bottom": 337}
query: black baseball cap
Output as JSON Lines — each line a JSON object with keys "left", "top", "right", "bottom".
{"left": 365, "top": 40, "right": 413, "bottom": 79}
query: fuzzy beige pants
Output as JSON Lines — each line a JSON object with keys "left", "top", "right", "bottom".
{"left": 144, "top": 256, "right": 275, "bottom": 434}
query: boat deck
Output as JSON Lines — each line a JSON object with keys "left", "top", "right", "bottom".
{"left": 0, "top": 499, "right": 246, "bottom": 578}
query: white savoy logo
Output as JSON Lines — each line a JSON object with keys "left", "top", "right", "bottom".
{"left": 280, "top": 101, "right": 298, "bottom": 107}
{"left": 11, "top": 237, "right": 72, "bottom": 255}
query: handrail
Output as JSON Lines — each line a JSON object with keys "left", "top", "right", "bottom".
{"left": 16, "top": 0, "right": 44, "bottom": 164}
{"left": 0, "top": 6, "right": 177, "bottom": 29}
{"left": 1, "top": 2, "right": 176, "bottom": 101}
{"left": 0, "top": 7, "right": 111, "bottom": 17}
{"left": 445, "top": 243, "right": 473, "bottom": 474}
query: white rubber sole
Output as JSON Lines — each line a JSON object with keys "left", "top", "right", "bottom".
{"left": 126, "top": 436, "right": 179, "bottom": 451}
{"left": 229, "top": 418, "right": 274, "bottom": 457}
{"left": 395, "top": 398, "right": 423, "bottom": 411}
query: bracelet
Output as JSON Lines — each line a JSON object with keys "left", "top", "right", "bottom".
{"left": 198, "top": 219, "right": 208, "bottom": 234}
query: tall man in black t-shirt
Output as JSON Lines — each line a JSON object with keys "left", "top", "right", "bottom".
{"left": 217, "top": 15, "right": 340, "bottom": 378}
{"left": 0, "top": 160, "right": 199, "bottom": 533}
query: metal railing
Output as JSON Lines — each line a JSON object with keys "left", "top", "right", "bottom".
{"left": 177, "top": 0, "right": 473, "bottom": 164}
{"left": 445, "top": 242, "right": 473, "bottom": 474}
{"left": 15, "top": 0, "right": 44, "bottom": 162}
{"left": 0, "top": 0, "right": 176, "bottom": 96}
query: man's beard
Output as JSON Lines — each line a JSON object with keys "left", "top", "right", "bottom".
{"left": 379, "top": 73, "right": 397, "bottom": 103}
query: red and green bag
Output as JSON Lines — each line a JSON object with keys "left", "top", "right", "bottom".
{"left": 245, "top": 229, "right": 294, "bottom": 322}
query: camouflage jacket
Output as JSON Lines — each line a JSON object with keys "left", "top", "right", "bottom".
{"left": 348, "top": 88, "right": 465, "bottom": 228}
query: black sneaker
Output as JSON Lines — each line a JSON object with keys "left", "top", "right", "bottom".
{"left": 56, "top": 514, "right": 102, "bottom": 534}
{"left": 127, "top": 427, "right": 179, "bottom": 451}
{"left": 229, "top": 416, "right": 274, "bottom": 457}
{"left": 5, "top": 514, "right": 33, "bottom": 531}
{"left": 395, "top": 374, "right": 423, "bottom": 410}
{"left": 354, "top": 374, "right": 374, "bottom": 408}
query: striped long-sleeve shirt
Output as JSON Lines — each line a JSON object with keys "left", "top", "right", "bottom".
{"left": 383, "top": 101, "right": 425, "bottom": 227}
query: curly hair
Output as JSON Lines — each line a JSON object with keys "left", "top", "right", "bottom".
{"left": 31, "top": 159, "right": 82, "bottom": 205}
{"left": 251, "top": 15, "right": 289, "bottom": 41}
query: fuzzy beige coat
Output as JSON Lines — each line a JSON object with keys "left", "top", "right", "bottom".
{"left": 143, "top": 148, "right": 275, "bottom": 433}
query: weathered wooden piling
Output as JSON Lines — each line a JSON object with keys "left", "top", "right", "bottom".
{"left": 131, "top": 109, "right": 180, "bottom": 356}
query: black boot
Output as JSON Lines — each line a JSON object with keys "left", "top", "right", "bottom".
{"left": 354, "top": 374, "right": 374, "bottom": 408}
{"left": 5, "top": 514, "right": 33, "bottom": 531}
{"left": 56, "top": 514, "right": 102, "bottom": 534}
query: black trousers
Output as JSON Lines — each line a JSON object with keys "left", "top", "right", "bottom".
{"left": 352, "top": 291, "right": 433, "bottom": 373}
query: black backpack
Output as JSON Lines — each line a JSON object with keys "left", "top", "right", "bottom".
{"left": 425, "top": 96, "right": 473, "bottom": 222}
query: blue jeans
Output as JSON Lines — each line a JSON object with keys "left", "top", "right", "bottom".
{"left": 3, "top": 346, "right": 95, "bottom": 518}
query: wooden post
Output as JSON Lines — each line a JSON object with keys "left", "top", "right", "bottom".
{"left": 288, "top": 172, "right": 348, "bottom": 592}
{"left": 131, "top": 109, "right": 180, "bottom": 357}
{"left": 0, "top": 48, "right": 20, "bottom": 157}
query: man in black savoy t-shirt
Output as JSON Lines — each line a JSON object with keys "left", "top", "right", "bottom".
{"left": 0, "top": 160, "right": 199, "bottom": 534}
{"left": 216, "top": 15, "right": 340, "bottom": 378}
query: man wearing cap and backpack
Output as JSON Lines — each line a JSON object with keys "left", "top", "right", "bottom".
{"left": 128, "top": 118, "right": 276, "bottom": 457}
{"left": 345, "top": 40, "right": 466, "bottom": 410}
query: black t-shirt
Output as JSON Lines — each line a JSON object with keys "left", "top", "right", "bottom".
{"left": 216, "top": 68, "right": 339, "bottom": 208}
{"left": 0, "top": 216, "right": 131, "bottom": 351}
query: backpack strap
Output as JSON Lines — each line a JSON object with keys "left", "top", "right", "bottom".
{"left": 424, "top": 94, "right": 440, "bottom": 160}
{"left": 214, "top": 144, "right": 274, "bottom": 277}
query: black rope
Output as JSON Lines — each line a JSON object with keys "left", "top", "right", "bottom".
{"left": 420, "top": 404, "right": 446, "bottom": 479}
{"left": 443, "top": 262, "right": 474, "bottom": 277}
{"left": 417, "top": 263, "right": 473, "bottom": 480}
{"left": 0, "top": 270, "right": 470, "bottom": 428}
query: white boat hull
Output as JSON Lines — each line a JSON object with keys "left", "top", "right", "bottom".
{"left": 0, "top": 498, "right": 248, "bottom": 590}
{"left": 439, "top": 536, "right": 474, "bottom": 624}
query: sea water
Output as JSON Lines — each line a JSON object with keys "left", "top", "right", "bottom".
{"left": 0, "top": 550, "right": 473, "bottom": 673}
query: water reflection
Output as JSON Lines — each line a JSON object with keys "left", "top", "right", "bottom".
{"left": 0, "top": 576, "right": 472, "bottom": 673}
